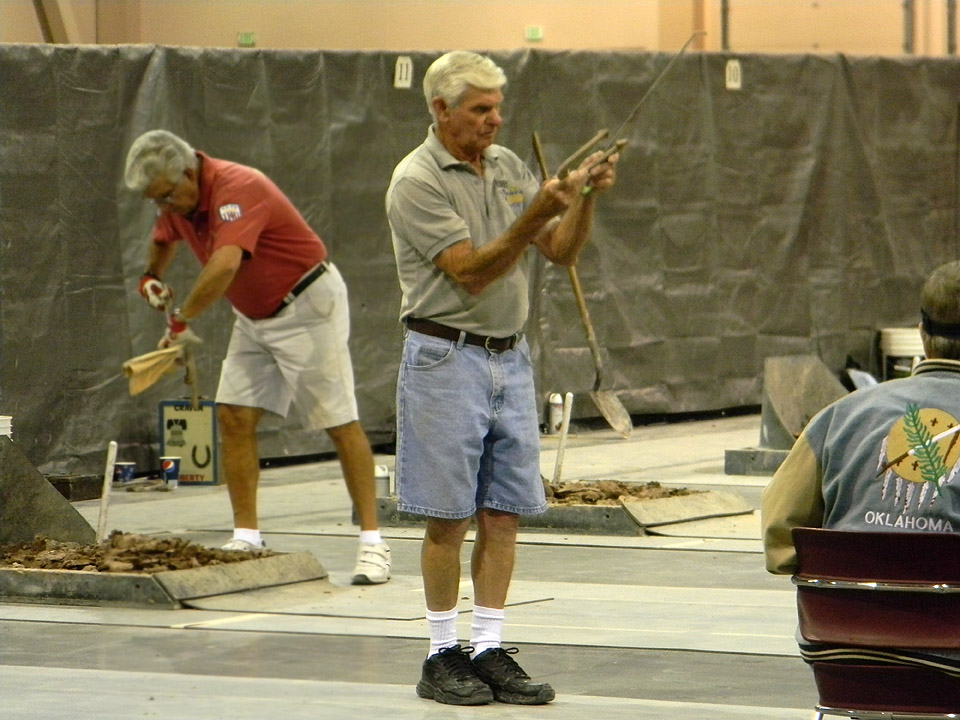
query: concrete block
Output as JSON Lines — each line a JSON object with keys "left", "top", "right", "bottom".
{"left": 620, "top": 490, "right": 753, "bottom": 528}
{"left": 0, "top": 567, "right": 178, "bottom": 608}
{"left": 760, "top": 355, "right": 847, "bottom": 448}
{"left": 0, "top": 437, "right": 95, "bottom": 545}
{"left": 154, "top": 552, "right": 327, "bottom": 601}
{"left": 0, "top": 551, "right": 326, "bottom": 609}
{"left": 375, "top": 496, "right": 642, "bottom": 536}
{"left": 46, "top": 474, "right": 102, "bottom": 502}
{"left": 723, "top": 356, "right": 844, "bottom": 477}
{"left": 724, "top": 446, "right": 789, "bottom": 476}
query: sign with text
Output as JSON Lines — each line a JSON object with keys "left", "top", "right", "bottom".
{"left": 158, "top": 400, "right": 221, "bottom": 486}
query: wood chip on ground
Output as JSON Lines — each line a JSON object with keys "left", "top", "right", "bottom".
{"left": 0, "top": 532, "right": 274, "bottom": 573}
{"left": 543, "top": 479, "right": 702, "bottom": 506}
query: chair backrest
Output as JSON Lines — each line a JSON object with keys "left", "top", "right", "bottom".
{"left": 793, "top": 526, "right": 960, "bottom": 582}
{"left": 792, "top": 527, "right": 960, "bottom": 716}
{"left": 792, "top": 527, "right": 960, "bottom": 649}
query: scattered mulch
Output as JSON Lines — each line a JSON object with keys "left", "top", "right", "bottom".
{"left": 0, "top": 483, "right": 696, "bottom": 571}
{"left": 544, "top": 479, "right": 702, "bottom": 506}
{"left": 0, "top": 532, "right": 275, "bottom": 573}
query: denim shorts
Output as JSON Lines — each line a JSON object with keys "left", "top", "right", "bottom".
{"left": 395, "top": 329, "right": 546, "bottom": 520}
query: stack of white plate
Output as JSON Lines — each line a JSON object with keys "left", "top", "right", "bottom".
{"left": 0, "top": 415, "right": 12, "bottom": 439}
{"left": 880, "top": 327, "right": 925, "bottom": 380}
{"left": 880, "top": 327, "right": 924, "bottom": 357}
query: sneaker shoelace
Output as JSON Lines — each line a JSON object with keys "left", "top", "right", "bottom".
{"left": 435, "top": 645, "right": 480, "bottom": 681}
{"left": 481, "top": 647, "right": 530, "bottom": 680}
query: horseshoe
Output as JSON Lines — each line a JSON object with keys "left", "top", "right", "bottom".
{"left": 192, "top": 445, "right": 212, "bottom": 468}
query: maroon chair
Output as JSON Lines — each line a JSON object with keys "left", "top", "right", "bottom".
{"left": 792, "top": 527, "right": 960, "bottom": 719}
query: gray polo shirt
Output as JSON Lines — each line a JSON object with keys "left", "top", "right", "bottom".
{"left": 386, "top": 126, "right": 540, "bottom": 337}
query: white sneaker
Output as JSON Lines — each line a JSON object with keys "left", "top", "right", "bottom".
{"left": 220, "top": 538, "right": 266, "bottom": 552}
{"left": 352, "top": 541, "right": 391, "bottom": 585}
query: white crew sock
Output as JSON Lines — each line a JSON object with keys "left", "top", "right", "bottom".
{"left": 426, "top": 608, "right": 459, "bottom": 658}
{"left": 470, "top": 605, "right": 505, "bottom": 656}
{"left": 359, "top": 529, "right": 383, "bottom": 545}
{"left": 233, "top": 528, "right": 262, "bottom": 546}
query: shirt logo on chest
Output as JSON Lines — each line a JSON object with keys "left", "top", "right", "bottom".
{"left": 493, "top": 179, "right": 524, "bottom": 208}
{"left": 218, "top": 203, "right": 243, "bottom": 222}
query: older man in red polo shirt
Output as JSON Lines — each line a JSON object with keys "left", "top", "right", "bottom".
{"left": 124, "top": 129, "right": 390, "bottom": 585}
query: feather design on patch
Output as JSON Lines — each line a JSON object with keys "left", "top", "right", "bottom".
{"left": 218, "top": 203, "right": 243, "bottom": 222}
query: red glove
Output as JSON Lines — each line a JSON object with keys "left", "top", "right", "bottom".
{"left": 139, "top": 273, "right": 173, "bottom": 311}
{"left": 158, "top": 309, "right": 202, "bottom": 349}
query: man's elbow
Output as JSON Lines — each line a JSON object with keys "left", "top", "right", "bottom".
{"left": 765, "top": 554, "right": 798, "bottom": 575}
{"left": 445, "top": 267, "right": 490, "bottom": 295}
{"left": 459, "top": 277, "right": 488, "bottom": 296}
{"left": 540, "top": 243, "right": 579, "bottom": 267}
{"left": 762, "top": 524, "right": 799, "bottom": 575}
{"left": 551, "top": 254, "right": 577, "bottom": 268}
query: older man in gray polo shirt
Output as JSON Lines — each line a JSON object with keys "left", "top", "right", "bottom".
{"left": 386, "top": 51, "right": 618, "bottom": 706}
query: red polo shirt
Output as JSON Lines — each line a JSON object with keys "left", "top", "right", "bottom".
{"left": 153, "top": 152, "right": 327, "bottom": 319}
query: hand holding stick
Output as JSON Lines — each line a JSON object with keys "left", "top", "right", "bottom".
{"left": 539, "top": 128, "right": 624, "bottom": 197}
{"left": 555, "top": 129, "right": 609, "bottom": 179}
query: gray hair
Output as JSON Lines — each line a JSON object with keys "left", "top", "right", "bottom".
{"left": 920, "top": 260, "right": 960, "bottom": 360}
{"left": 124, "top": 130, "right": 198, "bottom": 191}
{"left": 423, "top": 51, "right": 507, "bottom": 120}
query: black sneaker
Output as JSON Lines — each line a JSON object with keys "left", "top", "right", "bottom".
{"left": 416, "top": 645, "right": 494, "bottom": 705}
{"left": 472, "top": 647, "right": 556, "bottom": 705}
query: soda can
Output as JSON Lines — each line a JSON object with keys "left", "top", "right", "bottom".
{"left": 548, "top": 393, "right": 563, "bottom": 434}
{"left": 160, "top": 456, "right": 181, "bottom": 489}
{"left": 113, "top": 461, "right": 136, "bottom": 485}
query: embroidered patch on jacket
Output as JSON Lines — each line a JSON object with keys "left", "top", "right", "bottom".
{"left": 873, "top": 404, "right": 960, "bottom": 513}
{"left": 218, "top": 204, "right": 243, "bottom": 222}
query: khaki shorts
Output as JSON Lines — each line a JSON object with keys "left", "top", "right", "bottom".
{"left": 216, "top": 262, "right": 359, "bottom": 430}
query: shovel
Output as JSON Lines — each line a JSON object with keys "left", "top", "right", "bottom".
{"left": 532, "top": 132, "right": 633, "bottom": 439}
{"left": 566, "top": 265, "right": 632, "bottom": 438}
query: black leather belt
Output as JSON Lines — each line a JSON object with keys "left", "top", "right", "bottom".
{"left": 405, "top": 317, "right": 520, "bottom": 353}
{"left": 266, "top": 262, "right": 328, "bottom": 318}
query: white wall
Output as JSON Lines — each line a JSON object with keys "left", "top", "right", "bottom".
{"left": 134, "top": 0, "right": 663, "bottom": 51}
{"left": 718, "top": 0, "right": 904, "bottom": 55}
{"left": 2, "top": 0, "right": 47, "bottom": 43}
{"left": 2, "top": 0, "right": 955, "bottom": 55}
{"left": 0, "top": 0, "right": 97, "bottom": 44}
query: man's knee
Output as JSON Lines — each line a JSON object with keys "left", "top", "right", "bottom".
{"left": 325, "top": 420, "right": 371, "bottom": 450}
{"left": 425, "top": 516, "right": 472, "bottom": 547}
{"left": 476, "top": 509, "right": 520, "bottom": 541}
{"left": 217, "top": 404, "right": 261, "bottom": 437}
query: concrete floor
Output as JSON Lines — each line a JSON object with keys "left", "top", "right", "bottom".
{"left": 0, "top": 412, "right": 818, "bottom": 719}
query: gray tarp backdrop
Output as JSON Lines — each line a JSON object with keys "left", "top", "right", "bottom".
{"left": 1, "top": 44, "right": 958, "bottom": 475}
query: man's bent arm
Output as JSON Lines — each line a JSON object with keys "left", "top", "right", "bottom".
{"left": 178, "top": 244, "right": 243, "bottom": 320}
{"left": 145, "top": 240, "right": 177, "bottom": 278}
{"left": 536, "top": 192, "right": 596, "bottom": 266}
{"left": 434, "top": 178, "right": 581, "bottom": 295}
{"left": 534, "top": 152, "right": 618, "bottom": 266}
{"left": 760, "top": 432, "right": 825, "bottom": 575}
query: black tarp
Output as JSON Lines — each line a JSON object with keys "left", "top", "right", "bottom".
{"left": 1, "top": 44, "right": 958, "bottom": 474}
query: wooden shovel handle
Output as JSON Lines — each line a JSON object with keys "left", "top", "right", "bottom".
{"left": 568, "top": 265, "right": 604, "bottom": 378}
{"left": 532, "top": 131, "right": 549, "bottom": 180}
{"left": 534, "top": 132, "right": 605, "bottom": 382}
